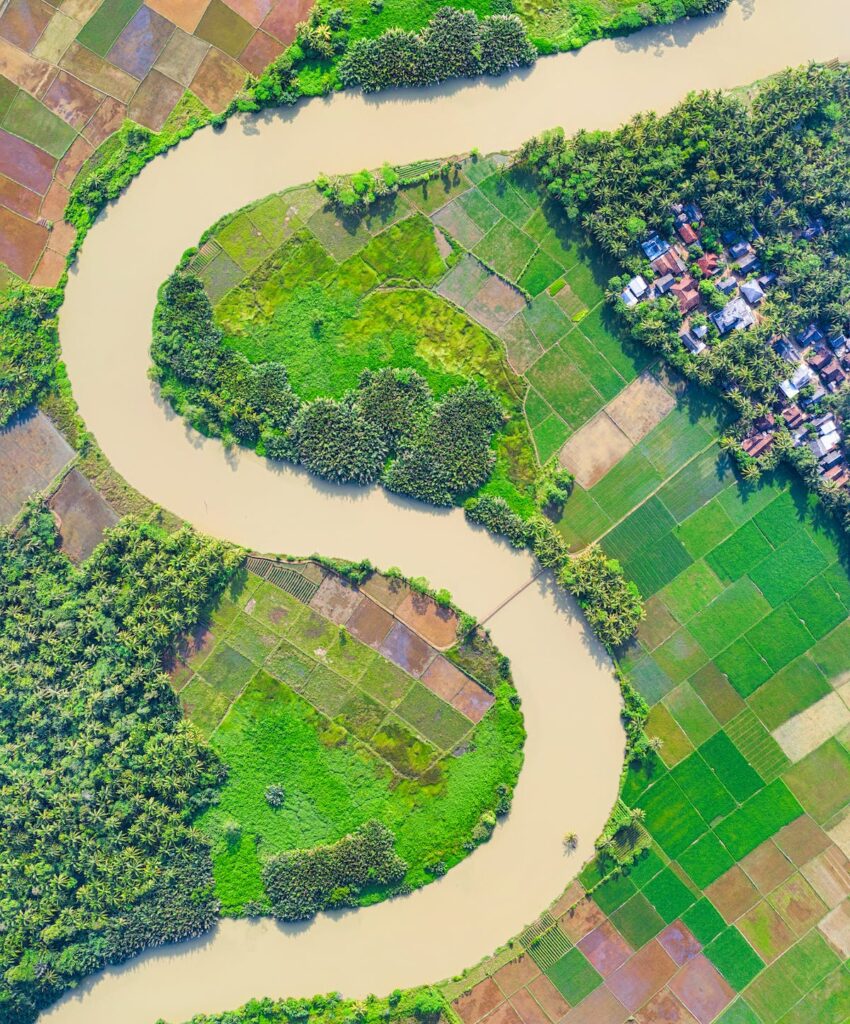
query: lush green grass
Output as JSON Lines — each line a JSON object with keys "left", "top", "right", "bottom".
{"left": 687, "top": 578, "right": 771, "bottom": 659}
{"left": 714, "top": 780, "right": 802, "bottom": 860}
{"left": 184, "top": 575, "right": 524, "bottom": 914}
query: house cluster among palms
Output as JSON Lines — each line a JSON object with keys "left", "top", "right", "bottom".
{"left": 620, "top": 206, "right": 850, "bottom": 491}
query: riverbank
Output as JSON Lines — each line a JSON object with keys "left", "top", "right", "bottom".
{"left": 41, "top": 2, "right": 850, "bottom": 1021}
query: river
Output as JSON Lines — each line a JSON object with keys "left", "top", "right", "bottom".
{"left": 42, "top": 0, "right": 850, "bottom": 1020}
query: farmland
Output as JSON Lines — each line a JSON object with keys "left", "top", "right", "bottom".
{"left": 447, "top": 422, "right": 850, "bottom": 1024}
{"left": 172, "top": 561, "right": 524, "bottom": 914}
{"left": 154, "top": 154, "right": 658, "bottom": 516}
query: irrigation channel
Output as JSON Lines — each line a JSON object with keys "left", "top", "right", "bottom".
{"left": 43, "top": 0, "right": 850, "bottom": 1020}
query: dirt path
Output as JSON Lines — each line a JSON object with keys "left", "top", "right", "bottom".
{"left": 42, "top": 1, "right": 850, "bottom": 1020}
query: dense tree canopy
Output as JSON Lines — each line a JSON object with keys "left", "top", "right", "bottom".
{"left": 0, "top": 286, "right": 60, "bottom": 426}
{"left": 0, "top": 511, "right": 240, "bottom": 1023}
{"left": 152, "top": 275, "right": 506, "bottom": 507}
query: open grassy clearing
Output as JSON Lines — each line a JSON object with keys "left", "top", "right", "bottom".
{"left": 174, "top": 567, "right": 523, "bottom": 915}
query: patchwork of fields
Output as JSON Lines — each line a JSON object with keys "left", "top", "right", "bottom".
{"left": 186, "top": 153, "right": 669, "bottom": 512}
{"left": 445, "top": 413, "right": 850, "bottom": 1023}
{"left": 171, "top": 562, "right": 523, "bottom": 913}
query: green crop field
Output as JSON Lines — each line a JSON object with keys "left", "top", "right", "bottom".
{"left": 174, "top": 570, "right": 525, "bottom": 915}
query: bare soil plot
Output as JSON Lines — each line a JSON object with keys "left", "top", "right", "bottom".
{"left": 107, "top": 5, "right": 173, "bottom": 79}
{"left": 48, "top": 467, "right": 118, "bottom": 562}
{"left": 345, "top": 595, "right": 394, "bottom": 648}
{"left": 0, "top": 0, "right": 53, "bottom": 52}
{"left": 0, "top": 410, "right": 73, "bottom": 524}
{"left": 773, "top": 691, "right": 850, "bottom": 762}
{"left": 154, "top": 27, "right": 209, "bottom": 85}
{"left": 452, "top": 677, "right": 495, "bottom": 722}
{"left": 420, "top": 655, "right": 466, "bottom": 703}
{"left": 500, "top": 313, "right": 543, "bottom": 374}
{"left": 128, "top": 68, "right": 183, "bottom": 131}
{"left": 740, "top": 839, "right": 795, "bottom": 895}
{"left": 188, "top": 44, "right": 245, "bottom": 112}
{"left": 0, "top": 204, "right": 47, "bottom": 277}
{"left": 310, "top": 573, "right": 362, "bottom": 624}
{"left": 577, "top": 921, "right": 633, "bottom": 977}
{"left": 605, "top": 370, "right": 676, "bottom": 445}
{"left": 819, "top": 899, "right": 850, "bottom": 958}
{"left": 378, "top": 621, "right": 435, "bottom": 677}
{"left": 562, "top": 986, "right": 627, "bottom": 1024}
{"left": 657, "top": 922, "right": 701, "bottom": 967}
{"left": 507, "top": 989, "right": 547, "bottom": 1024}
{"left": 667, "top": 955, "right": 734, "bottom": 1024}
{"left": 361, "top": 571, "right": 410, "bottom": 611}
{"left": 395, "top": 590, "right": 459, "bottom": 648}
{"left": 0, "top": 126, "right": 55, "bottom": 193}
{"left": 559, "top": 410, "right": 632, "bottom": 488}
{"left": 465, "top": 274, "right": 526, "bottom": 334}
{"left": 607, "top": 939, "right": 677, "bottom": 1012}
{"left": 633, "top": 989, "right": 698, "bottom": 1024}
{"left": 261, "top": 0, "right": 313, "bottom": 45}
{"left": 455, "top": 978, "right": 503, "bottom": 1024}
{"left": 801, "top": 846, "right": 850, "bottom": 909}
{"left": 42, "top": 70, "right": 102, "bottom": 129}
{"left": 493, "top": 955, "right": 540, "bottom": 997}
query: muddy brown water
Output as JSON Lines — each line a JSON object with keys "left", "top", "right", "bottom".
{"left": 44, "top": 1, "right": 850, "bottom": 1021}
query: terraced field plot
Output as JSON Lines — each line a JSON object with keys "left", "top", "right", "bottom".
{"left": 172, "top": 563, "right": 522, "bottom": 914}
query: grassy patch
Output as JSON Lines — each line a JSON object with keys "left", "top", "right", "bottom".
{"left": 699, "top": 731, "right": 763, "bottom": 803}
{"left": 706, "top": 928, "right": 764, "bottom": 991}
{"left": 715, "top": 637, "right": 773, "bottom": 699}
{"left": 518, "top": 249, "right": 564, "bottom": 296}
{"left": 714, "top": 780, "right": 803, "bottom": 860}
{"left": 676, "top": 498, "right": 737, "bottom": 560}
{"left": 672, "top": 753, "right": 735, "bottom": 825}
{"left": 526, "top": 344, "right": 603, "bottom": 428}
{"left": 784, "top": 738, "right": 850, "bottom": 823}
{"left": 706, "top": 521, "right": 773, "bottom": 583}
{"left": 637, "top": 773, "right": 706, "bottom": 859}
{"left": 744, "top": 605, "right": 813, "bottom": 674}
{"left": 748, "top": 533, "right": 828, "bottom": 607}
{"left": 688, "top": 578, "right": 771, "bottom": 659}
{"left": 643, "top": 867, "right": 695, "bottom": 923}
{"left": 748, "top": 657, "right": 829, "bottom": 731}
{"left": 473, "top": 218, "right": 537, "bottom": 282}
{"left": 679, "top": 832, "right": 735, "bottom": 889}
{"left": 659, "top": 561, "right": 725, "bottom": 624}
{"left": 545, "top": 949, "right": 602, "bottom": 1004}
{"left": 609, "top": 892, "right": 666, "bottom": 947}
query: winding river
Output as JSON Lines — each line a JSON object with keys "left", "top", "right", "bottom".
{"left": 41, "top": 1, "right": 850, "bottom": 1021}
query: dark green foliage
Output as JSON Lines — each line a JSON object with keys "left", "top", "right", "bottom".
{"left": 384, "top": 384, "right": 503, "bottom": 505}
{"left": 166, "top": 988, "right": 448, "bottom": 1024}
{"left": 356, "top": 367, "right": 432, "bottom": 444}
{"left": 560, "top": 546, "right": 645, "bottom": 649}
{"left": 464, "top": 494, "right": 531, "bottom": 547}
{"left": 0, "top": 510, "right": 241, "bottom": 1024}
{"left": 262, "top": 819, "right": 408, "bottom": 920}
{"left": 0, "top": 286, "right": 60, "bottom": 425}
{"left": 290, "top": 398, "right": 388, "bottom": 483}
{"left": 153, "top": 278, "right": 506, "bottom": 507}
{"left": 338, "top": 7, "right": 535, "bottom": 92}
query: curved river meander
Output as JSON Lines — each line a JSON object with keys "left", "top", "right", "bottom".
{"left": 41, "top": 1, "right": 850, "bottom": 1020}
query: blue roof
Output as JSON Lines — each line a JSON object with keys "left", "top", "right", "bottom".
{"left": 641, "top": 235, "right": 669, "bottom": 261}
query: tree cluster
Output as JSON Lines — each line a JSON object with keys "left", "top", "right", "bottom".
{"left": 559, "top": 546, "right": 645, "bottom": 650}
{"left": 339, "top": 7, "right": 537, "bottom": 93}
{"left": 0, "top": 285, "right": 60, "bottom": 426}
{"left": 154, "top": 987, "right": 447, "bottom": 1024}
{"left": 262, "top": 820, "right": 408, "bottom": 920}
{"left": 0, "top": 510, "right": 241, "bottom": 1023}
{"left": 152, "top": 276, "right": 506, "bottom": 506}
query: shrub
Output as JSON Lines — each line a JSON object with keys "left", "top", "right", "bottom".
{"left": 339, "top": 7, "right": 536, "bottom": 93}
{"left": 464, "top": 495, "right": 531, "bottom": 547}
{"left": 262, "top": 820, "right": 408, "bottom": 920}
{"left": 356, "top": 367, "right": 431, "bottom": 444}
{"left": 479, "top": 14, "right": 537, "bottom": 75}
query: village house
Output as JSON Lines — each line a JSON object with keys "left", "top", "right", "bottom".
{"left": 677, "top": 222, "right": 699, "bottom": 245}
{"left": 672, "top": 276, "right": 701, "bottom": 314}
{"left": 711, "top": 297, "right": 756, "bottom": 335}
{"left": 741, "top": 280, "right": 766, "bottom": 305}
{"left": 697, "top": 253, "right": 721, "bottom": 276}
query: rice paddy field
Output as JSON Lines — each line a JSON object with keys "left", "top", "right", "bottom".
{"left": 445, "top": 415, "right": 850, "bottom": 1024}
{"left": 173, "top": 154, "right": 850, "bottom": 1022}
{"left": 171, "top": 564, "right": 524, "bottom": 914}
